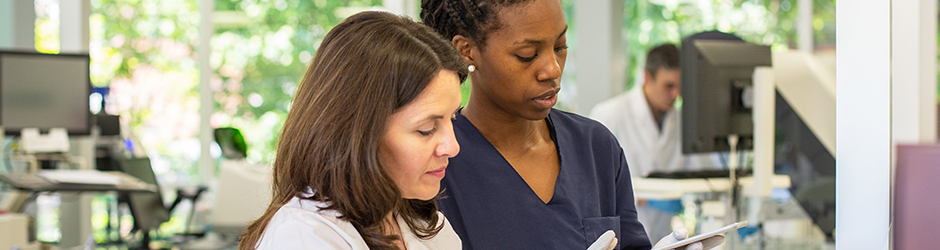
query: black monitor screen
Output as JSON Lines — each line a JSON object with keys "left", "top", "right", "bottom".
{"left": 775, "top": 92, "right": 836, "bottom": 240}
{"left": 0, "top": 51, "right": 91, "bottom": 136}
{"left": 680, "top": 40, "right": 771, "bottom": 154}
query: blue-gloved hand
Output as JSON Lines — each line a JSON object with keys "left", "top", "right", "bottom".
{"left": 653, "top": 227, "right": 704, "bottom": 250}
{"left": 648, "top": 199, "right": 684, "bottom": 214}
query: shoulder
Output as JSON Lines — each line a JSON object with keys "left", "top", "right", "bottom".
{"left": 551, "top": 109, "right": 615, "bottom": 138}
{"left": 550, "top": 109, "right": 622, "bottom": 150}
{"left": 437, "top": 211, "right": 461, "bottom": 243}
{"left": 256, "top": 198, "right": 367, "bottom": 250}
{"left": 409, "top": 211, "right": 463, "bottom": 249}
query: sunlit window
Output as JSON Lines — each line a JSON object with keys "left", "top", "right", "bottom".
{"left": 84, "top": 0, "right": 385, "bottom": 239}
{"left": 211, "top": 0, "right": 383, "bottom": 164}
{"left": 621, "top": 0, "right": 836, "bottom": 90}
{"left": 34, "top": 0, "right": 60, "bottom": 54}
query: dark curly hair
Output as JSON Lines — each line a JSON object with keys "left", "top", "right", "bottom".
{"left": 420, "top": 0, "right": 535, "bottom": 49}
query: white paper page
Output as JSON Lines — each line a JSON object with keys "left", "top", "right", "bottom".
{"left": 38, "top": 170, "right": 120, "bottom": 185}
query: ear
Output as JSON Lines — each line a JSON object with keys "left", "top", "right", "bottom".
{"left": 643, "top": 70, "right": 653, "bottom": 86}
{"left": 452, "top": 35, "right": 477, "bottom": 67}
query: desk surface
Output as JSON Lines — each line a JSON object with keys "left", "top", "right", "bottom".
{"left": 632, "top": 175, "right": 791, "bottom": 200}
{"left": 0, "top": 171, "right": 156, "bottom": 193}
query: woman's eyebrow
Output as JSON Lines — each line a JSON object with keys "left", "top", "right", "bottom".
{"left": 512, "top": 25, "right": 569, "bottom": 46}
{"left": 422, "top": 114, "right": 446, "bottom": 121}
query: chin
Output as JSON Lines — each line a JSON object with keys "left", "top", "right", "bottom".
{"left": 522, "top": 108, "right": 552, "bottom": 120}
{"left": 403, "top": 186, "right": 441, "bottom": 201}
{"left": 408, "top": 193, "right": 438, "bottom": 201}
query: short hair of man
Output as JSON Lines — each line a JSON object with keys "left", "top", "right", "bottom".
{"left": 645, "top": 43, "right": 679, "bottom": 79}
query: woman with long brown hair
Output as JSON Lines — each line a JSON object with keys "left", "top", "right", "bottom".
{"left": 238, "top": 11, "right": 467, "bottom": 250}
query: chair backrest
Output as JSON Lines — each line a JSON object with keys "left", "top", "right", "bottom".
{"left": 118, "top": 157, "right": 170, "bottom": 231}
{"left": 214, "top": 127, "right": 247, "bottom": 160}
{"left": 212, "top": 159, "right": 272, "bottom": 237}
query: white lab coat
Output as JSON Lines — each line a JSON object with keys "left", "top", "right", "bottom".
{"left": 589, "top": 87, "right": 685, "bottom": 178}
{"left": 256, "top": 195, "right": 462, "bottom": 249}
{"left": 588, "top": 87, "right": 684, "bottom": 243}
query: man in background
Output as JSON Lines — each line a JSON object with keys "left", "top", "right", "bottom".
{"left": 589, "top": 43, "right": 688, "bottom": 242}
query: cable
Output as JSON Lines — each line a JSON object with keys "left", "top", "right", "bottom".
{"left": 702, "top": 177, "right": 718, "bottom": 193}
{"left": 2, "top": 137, "right": 15, "bottom": 174}
{"left": 718, "top": 150, "right": 753, "bottom": 173}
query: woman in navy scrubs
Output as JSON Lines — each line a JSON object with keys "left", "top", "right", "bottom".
{"left": 420, "top": 0, "right": 704, "bottom": 249}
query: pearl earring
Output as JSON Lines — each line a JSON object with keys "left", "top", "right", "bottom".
{"left": 468, "top": 65, "right": 476, "bottom": 73}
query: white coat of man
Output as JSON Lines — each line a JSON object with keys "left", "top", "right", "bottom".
{"left": 589, "top": 44, "right": 688, "bottom": 243}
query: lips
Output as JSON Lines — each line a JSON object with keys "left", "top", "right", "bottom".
{"left": 532, "top": 89, "right": 559, "bottom": 110}
{"left": 426, "top": 166, "right": 446, "bottom": 178}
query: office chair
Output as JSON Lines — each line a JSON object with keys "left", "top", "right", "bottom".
{"left": 214, "top": 127, "right": 247, "bottom": 160}
{"left": 212, "top": 127, "right": 270, "bottom": 238}
{"left": 118, "top": 157, "right": 206, "bottom": 249}
{"left": 177, "top": 128, "right": 271, "bottom": 250}
{"left": 117, "top": 157, "right": 168, "bottom": 249}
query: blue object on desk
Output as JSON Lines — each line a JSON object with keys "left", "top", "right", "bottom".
{"left": 648, "top": 199, "right": 684, "bottom": 214}
{"left": 124, "top": 139, "right": 134, "bottom": 155}
{"left": 737, "top": 225, "right": 759, "bottom": 241}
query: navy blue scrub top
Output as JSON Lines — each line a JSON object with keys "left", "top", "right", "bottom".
{"left": 438, "top": 109, "right": 652, "bottom": 250}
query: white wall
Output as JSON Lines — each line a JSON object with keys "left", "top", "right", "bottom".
{"left": 836, "top": 0, "right": 891, "bottom": 248}
{"left": 573, "top": 0, "right": 625, "bottom": 114}
{"left": 837, "top": 0, "right": 937, "bottom": 249}
{"left": 0, "top": 0, "right": 36, "bottom": 50}
{"left": 892, "top": 0, "right": 938, "bottom": 144}
{"left": 383, "top": 0, "right": 418, "bottom": 20}
{"left": 59, "top": 0, "right": 90, "bottom": 54}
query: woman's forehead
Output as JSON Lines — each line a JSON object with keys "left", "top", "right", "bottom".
{"left": 488, "top": 0, "right": 567, "bottom": 44}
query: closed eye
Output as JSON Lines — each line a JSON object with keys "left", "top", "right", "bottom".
{"left": 517, "top": 54, "right": 537, "bottom": 62}
{"left": 418, "top": 127, "right": 438, "bottom": 136}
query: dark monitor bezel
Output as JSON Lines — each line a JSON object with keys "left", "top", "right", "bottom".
{"left": 0, "top": 50, "right": 93, "bottom": 136}
{"left": 680, "top": 39, "right": 772, "bottom": 154}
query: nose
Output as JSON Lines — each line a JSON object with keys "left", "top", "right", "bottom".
{"left": 536, "top": 54, "right": 563, "bottom": 82}
{"left": 437, "top": 121, "right": 460, "bottom": 158}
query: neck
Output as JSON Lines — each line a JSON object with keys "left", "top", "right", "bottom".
{"left": 462, "top": 100, "right": 550, "bottom": 152}
{"left": 641, "top": 85, "right": 664, "bottom": 122}
{"left": 648, "top": 104, "right": 664, "bottom": 122}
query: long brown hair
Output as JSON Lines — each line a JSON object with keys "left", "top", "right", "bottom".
{"left": 238, "top": 11, "right": 467, "bottom": 250}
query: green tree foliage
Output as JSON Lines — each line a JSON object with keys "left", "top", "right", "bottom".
{"left": 622, "top": 0, "right": 835, "bottom": 90}
{"left": 211, "top": 0, "right": 381, "bottom": 164}
{"left": 90, "top": 0, "right": 202, "bottom": 177}
{"left": 87, "top": 0, "right": 382, "bottom": 238}
{"left": 90, "top": 0, "right": 382, "bottom": 171}
{"left": 89, "top": 0, "right": 203, "bottom": 239}
{"left": 90, "top": 0, "right": 840, "bottom": 171}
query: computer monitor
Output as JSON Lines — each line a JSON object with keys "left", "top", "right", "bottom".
{"left": 775, "top": 92, "right": 835, "bottom": 240}
{"left": 680, "top": 39, "right": 771, "bottom": 154}
{"left": 0, "top": 51, "right": 92, "bottom": 136}
{"left": 771, "top": 50, "right": 837, "bottom": 241}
